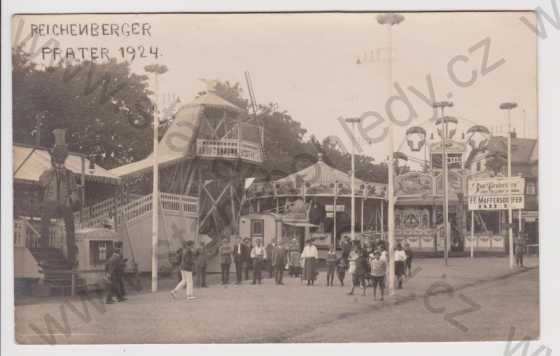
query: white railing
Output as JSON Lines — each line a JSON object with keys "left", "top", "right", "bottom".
{"left": 75, "top": 197, "right": 118, "bottom": 229}
{"left": 119, "top": 194, "right": 153, "bottom": 225}
{"left": 14, "top": 218, "right": 65, "bottom": 249}
{"left": 118, "top": 193, "right": 198, "bottom": 225}
{"left": 160, "top": 192, "right": 199, "bottom": 215}
{"left": 196, "top": 138, "right": 262, "bottom": 163}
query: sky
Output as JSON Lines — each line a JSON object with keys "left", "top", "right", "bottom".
{"left": 12, "top": 12, "right": 538, "bottom": 165}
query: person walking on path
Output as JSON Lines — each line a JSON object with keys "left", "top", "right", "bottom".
{"left": 243, "top": 237, "right": 252, "bottom": 280}
{"left": 288, "top": 237, "right": 301, "bottom": 278}
{"left": 341, "top": 236, "right": 352, "bottom": 266}
{"left": 301, "top": 238, "right": 319, "bottom": 286}
{"left": 348, "top": 248, "right": 368, "bottom": 296}
{"left": 369, "top": 250, "right": 387, "bottom": 300}
{"left": 105, "top": 248, "right": 126, "bottom": 304}
{"left": 265, "top": 241, "right": 275, "bottom": 278}
{"left": 325, "top": 247, "right": 337, "bottom": 286}
{"left": 251, "top": 238, "right": 266, "bottom": 284}
{"left": 170, "top": 241, "right": 196, "bottom": 300}
{"left": 233, "top": 236, "right": 248, "bottom": 284}
{"left": 271, "top": 240, "right": 287, "bottom": 285}
{"left": 404, "top": 242, "right": 413, "bottom": 277}
{"left": 394, "top": 243, "right": 407, "bottom": 289}
{"left": 336, "top": 255, "right": 346, "bottom": 286}
{"left": 219, "top": 237, "right": 233, "bottom": 285}
{"left": 515, "top": 235, "right": 526, "bottom": 268}
{"left": 195, "top": 242, "right": 208, "bottom": 288}
{"left": 175, "top": 246, "right": 183, "bottom": 283}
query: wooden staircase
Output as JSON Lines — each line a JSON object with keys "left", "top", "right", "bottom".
{"left": 28, "top": 247, "right": 87, "bottom": 295}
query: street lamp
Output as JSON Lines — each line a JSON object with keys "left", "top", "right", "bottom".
{"left": 433, "top": 101, "right": 455, "bottom": 266}
{"left": 345, "top": 117, "right": 362, "bottom": 244}
{"left": 145, "top": 63, "right": 169, "bottom": 292}
{"left": 499, "top": 101, "right": 518, "bottom": 269}
{"left": 377, "top": 12, "right": 404, "bottom": 296}
{"left": 466, "top": 125, "right": 491, "bottom": 259}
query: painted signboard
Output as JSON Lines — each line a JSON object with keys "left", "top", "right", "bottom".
{"left": 467, "top": 177, "right": 525, "bottom": 210}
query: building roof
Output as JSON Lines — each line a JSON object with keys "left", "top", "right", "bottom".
{"left": 13, "top": 144, "right": 120, "bottom": 185}
{"left": 184, "top": 91, "right": 243, "bottom": 113}
{"left": 109, "top": 92, "right": 243, "bottom": 179}
{"left": 486, "top": 136, "right": 538, "bottom": 164}
{"left": 465, "top": 136, "right": 538, "bottom": 169}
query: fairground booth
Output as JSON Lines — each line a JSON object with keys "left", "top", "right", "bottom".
{"left": 242, "top": 154, "right": 387, "bottom": 254}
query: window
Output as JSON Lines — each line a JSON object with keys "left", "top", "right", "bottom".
{"left": 90, "top": 240, "right": 116, "bottom": 265}
{"left": 526, "top": 182, "right": 537, "bottom": 195}
{"left": 476, "top": 161, "right": 481, "bottom": 172}
{"left": 251, "top": 219, "right": 265, "bottom": 237}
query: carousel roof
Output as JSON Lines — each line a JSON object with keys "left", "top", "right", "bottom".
{"left": 246, "top": 155, "right": 387, "bottom": 200}
{"left": 274, "top": 155, "right": 369, "bottom": 187}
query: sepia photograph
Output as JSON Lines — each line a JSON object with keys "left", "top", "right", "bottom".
{"left": 3, "top": 6, "right": 553, "bottom": 351}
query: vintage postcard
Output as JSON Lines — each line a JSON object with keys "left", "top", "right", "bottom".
{"left": 6, "top": 9, "right": 546, "bottom": 348}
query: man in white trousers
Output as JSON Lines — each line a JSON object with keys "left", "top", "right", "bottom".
{"left": 170, "top": 240, "right": 196, "bottom": 300}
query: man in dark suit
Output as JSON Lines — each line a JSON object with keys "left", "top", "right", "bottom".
{"left": 271, "top": 241, "right": 287, "bottom": 285}
{"left": 243, "top": 238, "right": 252, "bottom": 280}
{"left": 105, "top": 249, "right": 126, "bottom": 304}
{"left": 232, "top": 236, "right": 248, "bottom": 284}
{"left": 195, "top": 242, "right": 208, "bottom": 287}
{"left": 265, "top": 241, "right": 275, "bottom": 278}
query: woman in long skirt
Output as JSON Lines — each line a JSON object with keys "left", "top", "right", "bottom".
{"left": 301, "top": 238, "right": 318, "bottom": 285}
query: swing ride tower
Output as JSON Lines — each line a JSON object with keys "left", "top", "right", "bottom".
{"left": 109, "top": 81, "right": 263, "bottom": 271}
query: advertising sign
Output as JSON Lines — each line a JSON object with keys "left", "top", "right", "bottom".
{"left": 467, "top": 177, "right": 525, "bottom": 210}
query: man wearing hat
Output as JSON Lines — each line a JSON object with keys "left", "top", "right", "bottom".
{"left": 219, "top": 237, "right": 233, "bottom": 285}
{"left": 250, "top": 238, "right": 266, "bottom": 284}
{"left": 39, "top": 129, "right": 80, "bottom": 266}
{"left": 271, "top": 239, "right": 287, "bottom": 285}
{"left": 233, "top": 236, "right": 249, "bottom": 284}
{"left": 242, "top": 237, "right": 252, "bottom": 280}
{"left": 105, "top": 248, "right": 126, "bottom": 304}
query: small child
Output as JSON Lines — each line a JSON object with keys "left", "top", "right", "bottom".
{"left": 369, "top": 250, "right": 387, "bottom": 300}
{"left": 348, "top": 249, "right": 368, "bottom": 296}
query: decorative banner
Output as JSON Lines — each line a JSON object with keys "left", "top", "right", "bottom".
{"left": 468, "top": 177, "right": 525, "bottom": 210}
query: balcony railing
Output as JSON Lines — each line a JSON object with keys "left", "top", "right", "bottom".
{"left": 196, "top": 138, "right": 262, "bottom": 163}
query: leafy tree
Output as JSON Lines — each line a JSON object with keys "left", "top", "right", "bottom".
{"left": 485, "top": 152, "right": 507, "bottom": 176}
{"left": 12, "top": 47, "right": 154, "bottom": 168}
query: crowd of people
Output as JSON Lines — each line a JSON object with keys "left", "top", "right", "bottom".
{"left": 105, "top": 235, "right": 416, "bottom": 303}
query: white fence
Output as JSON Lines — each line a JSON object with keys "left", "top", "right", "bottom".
{"left": 15, "top": 193, "right": 198, "bottom": 251}
{"left": 14, "top": 218, "right": 65, "bottom": 249}
{"left": 196, "top": 138, "right": 262, "bottom": 163}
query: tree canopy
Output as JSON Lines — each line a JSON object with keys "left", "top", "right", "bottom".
{"left": 12, "top": 47, "right": 154, "bottom": 168}
{"left": 12, "top": 47, "right": 387, "bottom": 183}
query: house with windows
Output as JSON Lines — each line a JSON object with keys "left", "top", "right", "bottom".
{"left": 464, "top": 134, "right": 539, "bottom": 245}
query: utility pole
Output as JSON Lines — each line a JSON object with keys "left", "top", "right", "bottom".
{"left": 346, "top": 117, "right": 361, "bottom": 244}
{"left": 145, "top": 64, "right": 168, "bottom": 292}
{"left": 432, "top": 101, "right": 454, "bottom": 266}
{"left": 500, "top": 102, "right": 518, "bottom": 269}
{"left": 377, "top": 12, "right": 405, "bottom": 295}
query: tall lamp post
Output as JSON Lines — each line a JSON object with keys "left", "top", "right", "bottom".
{"left": 500, "top": 101, "right": 518, "bottom": 269}
{"left": 346, "top": 117, "right": 362, "bottom": 243}
{"left": 145, "top": 64, "right": 168, "bottom": 292}
{"left": 377, "top": 12, "right": 404, "bottom": 296}
{"left": 432, "top": 101, "right": 454, "bottom": 266}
